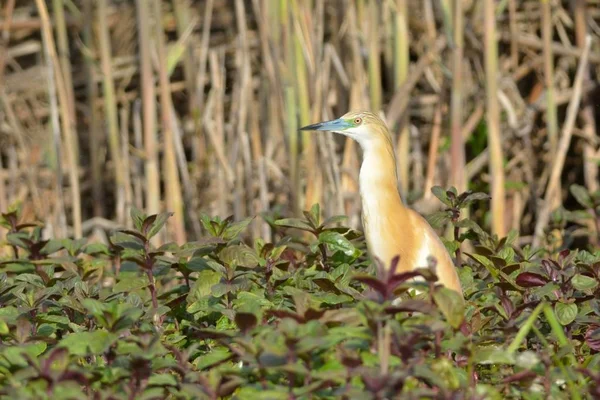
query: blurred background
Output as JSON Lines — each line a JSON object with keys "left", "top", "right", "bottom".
{"left": 0, "top": 0, "right": 598, "bottom": 248}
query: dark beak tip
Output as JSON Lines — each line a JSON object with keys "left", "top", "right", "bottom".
{"left": 299, "top": 122, "right": 323, "bottom": 131}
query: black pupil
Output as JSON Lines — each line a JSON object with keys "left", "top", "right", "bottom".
{"left": 355, "top": 119, "right": 360, "bottom": 123}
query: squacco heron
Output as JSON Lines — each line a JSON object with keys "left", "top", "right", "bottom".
{"left": 300, "top": 111, "right": 463, "bottom": 296}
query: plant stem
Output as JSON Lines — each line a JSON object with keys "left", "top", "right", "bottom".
{"left": 454, "top": 224, "right": 462, "bottom": 266}
{"left": 483, "top": 0, "right": 506, "bottom": 238}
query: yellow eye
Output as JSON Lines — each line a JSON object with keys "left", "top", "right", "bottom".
{"left": 354, "top": 117, "right": 362, "bottom": 125}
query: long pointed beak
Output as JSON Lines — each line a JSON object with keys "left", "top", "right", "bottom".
{"left": 299, "top": 118, "right": 350, "bottom": 132}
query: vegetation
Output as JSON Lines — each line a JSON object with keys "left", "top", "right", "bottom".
{"left": 0, "top": 185, "right": 599, "bottom": 398}
{"left": 1, "top": 0, "right": 600, "bottom": 399}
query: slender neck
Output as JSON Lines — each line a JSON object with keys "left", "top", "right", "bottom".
{"left": 359, "top": 139, "right": 403, "bottom": 204}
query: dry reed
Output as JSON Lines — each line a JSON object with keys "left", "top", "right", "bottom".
{"left": 0, "top": 0, "right": 598, "bottom": 250}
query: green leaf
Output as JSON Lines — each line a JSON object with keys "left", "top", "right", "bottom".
{"left": 433, "top": 287, "right": 465, "bottom": 329}
{"left": 318, "top": 231, "right": 359, "bottom": 257}
{"left": 40, "top": 239, "right": 65, "bottom": 255}
{"left": 570, "top": 184, "right": 593, "bottom": 208}
{"left": 0, "top": 319, "right": 8, "bottom": 335}
{"left": 130, "top": 207, "right": 146, "bottom": 231}
{"left": 147, "top": 373, "right": 178, "bottom": 387}
{"left": 59, "top": 331, "right": 117, "bottom": 356}
{"left": 83, "top": 242, "right": 110, "bottom": 255}
{"left": 37, "top": 314, "right": 70, "bottom": 326}
{"left": 274, "top": 218, "right": 314, "bottom": 232}
{"left": 81, "top": 298, "right": 105, "bottom": 316}
{"left": 431, "top": 186, "right": 452, "bottom": 206}
{"left": 186, "top": 257, "right": 212, "bottom": 272}
{"left": 219, "top": 244, "right": 260, "bottom": 268}
{"left": 466, "top": 253, "right": 498, "bottom": 279}
{"left": 222, "top": 217, "right": 254, "bottom": 240}
{"left": 308, "top": 203, "right": 321, "bottom": 226}
{"left": 0, "top": 342, "right": 47, "bottom": 367}
{"left": 461, "top": 192, "right": 491, "bottom": 206}
{"left": 234, "top": 388, "right": 288, "bottom": 400}
{"left": 113, "top": 276, "right": 150, "bottom": 293}
{"left": 233, "top": 291, "right": 272, "bottom": 316}
{"left": 194, "top": 348, "right": 232, "bottom": 370}
{"left": 427, "top": 211, "right": 451, "bottom": 229}
{"left": 572, "top": 274, "right": 598, "bottom": 291}
{"left": 190, "top": 270, "right": 222, "bottom": 299}
{"left": 474, "top": 346, "right": 515, "bottom": 365}
{"left": 147, "top": 212, "right": 174, "bottom": 239}
{"left": 454, "top": 218, "right": 485, "bottom": 237}
{"left": 321, "top": 215, "right": 347, "bottom": 228}
{"left": 555, "top": 302, "right": 578, "bottom": 326}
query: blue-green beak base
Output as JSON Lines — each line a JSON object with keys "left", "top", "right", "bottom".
{"left": 299, "top": 118, "right": 350, "bottom": 132}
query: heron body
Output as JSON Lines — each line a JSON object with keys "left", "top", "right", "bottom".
{"left": 300, "top": 111, "right": 463, "bottom": 296}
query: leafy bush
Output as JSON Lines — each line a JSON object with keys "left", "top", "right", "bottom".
{"left": 0, "top": 188, "right": 599, "bottom": 399}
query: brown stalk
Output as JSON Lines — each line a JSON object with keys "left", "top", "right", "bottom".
{"left": 532, "top": 36, "right": 592, "bottom": 248}
{"left": 573, "top": 0, "right": 598, "bottom": 193}
{"left": 83, "top": 0, "right": 104, "bottom": 218}
{"left": 35, "top": 0, "right": 82, "bottom": 238}
{"left": 52, "top": 0, "right": 78, "bottom": 159}
{"left": 119, "top": 104, "right": 133, "bottom": 228}
{"left": 132, "top": 100, "right": 144, "bottom": 210}
{"left": 98, "top": 0, "right": 125, "bottom": 224}
{"left": 394, "top": 0, "right": 410, "bottom": 198}
{"left": 484, "top": 0, "right": 507, "bottom": 238}
{"left": 173, "top": 0, "right": 198, "bottom": 114}
{"left": 541, "top": 0, "right": 558, "bottom": 155}
{"left": 135, "top": 0, "right": 160, "bottom": 226}
{"left": 450, "top": 0, "right": 466, "bottom": 194}
{"left": 507, "top": 0, "right": 519, "bottom": 68}
{"left": 153, "top": 0, "right": 186, "bottom": 244}
{"left": 423, "top": 104, "right": 443, "bottom": 200}
{"left": 0, "top": 0, "right": 16, "bottom": 84}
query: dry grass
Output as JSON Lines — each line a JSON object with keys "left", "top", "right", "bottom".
{"left": 0, "top": 0, "right": 599, "bottom": 247}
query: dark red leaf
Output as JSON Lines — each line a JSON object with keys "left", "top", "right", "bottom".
{"left": 585, "top": 325, "right": 600, "bottom": 351}
{"left": 388, "top": 255, "right": 400, "bottom": 276}
{"left": 502, "top": 264, "right": 521, "bottom": 275}
{"left": 15, "top": 223, "right": 40, "bottom": 231}
{"left": 361, "top": 373, "right": 387, "bottom": 393}
{"left": 303, "top": 308, "right": 326, "bottom": 321}
{"left": 141, "top": 214, "right": 157, "bottom": 235}
{"left": 217, "top": 378, "right": 243, "bottom": 397}
{"left": 352, "top": 275, "right": 388, "bottom": 297}
{"left": 42, "top": 347, "right": 69, "bottom": 372}
{"left": 384, "top": 299, "right": 433, "bottom": 314}
{"left": 340, "top": 354, "right": 362, "bottom": 368}
{"left": 559, "top": 249, "right": 571, "bottom": 260}
{"left": 388, "top": 271, "right": 425, "bottom": 287}
{"left": 266, "top": 309, "right": 304, "bottom": 323}
{"left": 500, "top": 295, "right": 514, "bottom": 319}
{"left": 516, "top": 272, "right": 548, "bottom": 288}
{"left": 188, "top": 329, "right": 233, "bottom": 340}
{"left": 59, "top": 370, "right": 89, "bottom": 385}
{"left": 118, "top": 229, "right": 148, "bottom": 243}
{"left": 502, "top": 370, "right": 537, "bottom": 384}
{"left": 312, "top": 278, "right": 342, "bottom": 294}
{"left": 234, "top": 312, "right": 257, "bottom": 334}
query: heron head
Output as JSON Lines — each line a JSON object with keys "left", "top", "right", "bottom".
{"left": 300, "top": 111, "right": 392, "bottom": 149}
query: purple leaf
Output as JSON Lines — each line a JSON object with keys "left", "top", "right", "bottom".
{"left": 585, "top": 325, "right": 600, "bottom": 351}
{"left": 266, "top": 309, "right": 304, "bottom": 323}
{"left": 500, "top": 294, "right": 514, "bottom": 319}
{"left": 384, "top": 299, "right": 433, "bottom": 314}
{"left": 388, "top": 271, "right": 424, "bottom": 287}
{"left": 234, "top": 312, "right": 257, "bottom": 334}
{"left": 353, "top": 275, "right": 388, "bottom": 297}
{"left": 502, "top": 370, "right": 537, "bottom": 384}
{"left": 516, "top": 272, "right": 548, "bottom": 288}
{"left": 304, "top": 308, "right": 326, "bottom": 321}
